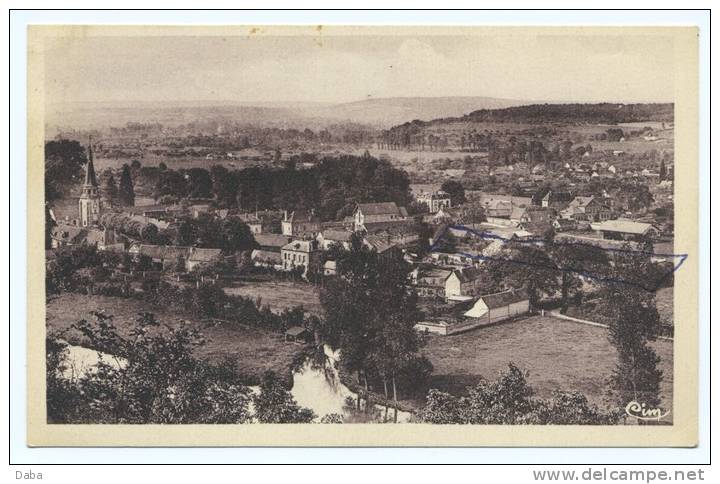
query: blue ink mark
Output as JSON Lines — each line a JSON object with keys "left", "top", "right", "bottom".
{"left": 428, "top": 224, "right": 687, "bottom": 293}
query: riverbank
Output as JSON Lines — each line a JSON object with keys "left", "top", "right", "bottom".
{"left": 46, "top": 292, "right": 309, "bottom": 386}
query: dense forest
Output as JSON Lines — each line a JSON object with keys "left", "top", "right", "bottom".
{"left": 451, "top": 103, "right": 674, "bottom": 125}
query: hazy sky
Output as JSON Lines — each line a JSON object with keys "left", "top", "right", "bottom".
{"left": 43, "top": 32, "right": 675, "bottom": 104}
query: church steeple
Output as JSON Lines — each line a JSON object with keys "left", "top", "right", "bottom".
{"left": 83, "top": 137, "right": 98, "bottom": 188}
{"left": 78, "top": 137, "right": 101, "bottom": 227}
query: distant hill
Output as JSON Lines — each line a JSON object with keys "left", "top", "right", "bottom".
{"left": 45, "top": 96, "right": 532, "bottom": 134}
{"left": 315, "top": 96, "right": 529, "bottom": 127}
{"left": 45, "top": 101, "right": 328, "bottom": 134}
{"left": 428, "top": 102, "right": 675, "bottom": 126}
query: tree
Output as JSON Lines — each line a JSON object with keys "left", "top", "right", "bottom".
{"left": 185, "top": 168, "right": 213, "bottom": 199}
{"left": 102, "top": 172, "right": 119, "bottom": 206}
{"left": 154, "top": 170, "right": 187, "bottom": 200}
{"left": 252, "top": 371, "right": 315, "bottom": 423}
{"left": 210, "top": 165, "right": 237, "bottom": 207}
{"left": 484, "top": 243, "right": 560, "bottom": 307}
{"left": 659, "top": 160, "right": 667, "bottom": 181}
{"left": 600, "top": 252, "right": 663, "bottom": 412}
{"left": 45, "top": 139, "right": 87, "bottom": 203}
{"left": 118, "top": 164, "right": 135, "bottom": 206}
{"left": 440, "top": 180, "right": 466, "bottom": 206}
{"left": 549, "top": 240, "right": 609, "bottom": 311}
{"left": 319, "top": 241, "right": 427, "bottom": 419}
{"left": 218, "top": 218, "right": 257, "bottom": 251}
{"left": 47, "top": 312, "right": 252, "bottom": 424}
{"left": 606, "top": 128, "right": 625, "bottom": 142}
{"left": 416, "top": 363, "right": 619, "bottom": 424}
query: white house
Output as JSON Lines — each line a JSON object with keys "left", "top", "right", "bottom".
{"left": 444, "top": 267, "right": 483, "bottom": 300}
{"left": 281, "top": 239, "right": 320, "bottom": 276}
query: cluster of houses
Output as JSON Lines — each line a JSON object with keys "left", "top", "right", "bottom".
{"left": 50, "top": 142, "right": 666, "bottom": 338}
{"left": 251, "top": 201, "right": 419, "bottom": 277}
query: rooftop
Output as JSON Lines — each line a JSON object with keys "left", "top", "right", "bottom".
{"left": 481, "top": 289, "right": 529, "bottom": 309}
{"left": 356, "top": 202, "right": 403, "bottom": 216}
{"left": 591, "top": 219, "right": 655, "bottom": 235}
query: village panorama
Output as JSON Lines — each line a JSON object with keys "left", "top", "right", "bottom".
{"left": 44, "top": 43, "right": 677, "bottom": 426}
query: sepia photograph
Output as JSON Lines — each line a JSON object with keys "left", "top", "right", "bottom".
{"left": 24, "top": 24, "right": 700, "bottom": 447}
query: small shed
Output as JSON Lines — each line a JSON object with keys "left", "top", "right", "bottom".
{"left": 285, "top": 326, "right": 309, "bottom": 343}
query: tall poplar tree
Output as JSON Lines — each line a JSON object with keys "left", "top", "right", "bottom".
{"left": 118, "top": 164, "right": 135, "bottom": 206}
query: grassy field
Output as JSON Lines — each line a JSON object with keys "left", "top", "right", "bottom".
{"left": 46, "top": 293, "right": 306, "bottom": 384}
{"left": 417, "top": 315, "right": 673, "bottom": 414}
{"left": 223, "top": 280, "right": 323, "bottom": 316}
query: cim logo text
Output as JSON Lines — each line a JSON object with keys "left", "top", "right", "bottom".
{"left": 624, "top": 401, "right": 670, "bottom": 421}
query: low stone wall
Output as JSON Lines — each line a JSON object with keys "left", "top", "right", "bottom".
{"left": 548, "top": 311, "right": 673, "bottom": 342}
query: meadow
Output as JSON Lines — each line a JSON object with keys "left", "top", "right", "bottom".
{"left": 417, "top": 315, "right": 673, "bottom": 415}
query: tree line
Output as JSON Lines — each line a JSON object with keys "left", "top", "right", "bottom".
{"left": 149, "top": 152, "right": 413, "bottom": 221}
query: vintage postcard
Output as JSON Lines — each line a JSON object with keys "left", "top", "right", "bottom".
{"left": 27, "top": 25, "right": 698, "bottom": 447}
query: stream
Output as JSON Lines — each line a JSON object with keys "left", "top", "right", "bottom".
{"left": 62, "top": 343, "right": 412, "bottom": 423}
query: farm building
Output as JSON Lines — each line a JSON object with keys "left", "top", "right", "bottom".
{"left": 591, "top": 219, "right": 658, "bottom": 241}
{"left": 284, "top": 326, "right": 310, "bottom": 343}
{"left": 463, "top": 289, "right": 530, "bottom": 326}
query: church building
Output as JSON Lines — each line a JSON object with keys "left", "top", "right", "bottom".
{"left": 78, "top": 140, "right": 101, "bottom": 227}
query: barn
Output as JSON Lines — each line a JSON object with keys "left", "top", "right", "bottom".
{"left": 463, "top": 289, "right": 530, "bottom": 326}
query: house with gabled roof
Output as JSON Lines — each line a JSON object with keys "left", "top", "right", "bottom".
{"left": 362, "top": 235, "right": 401, "bottom": 260}
{"left": 353, "top": 202, "right": 408, "bottom": 231}
{"left": 445, "top": 267, "right": 484, "bottom": 300}
{"left": 281, "top": 209, "right": 320, "bottom": 237}
{"left": 281, "top": 239, "right": 320, "bottom": 277}
{"left": 411, "top": 266, "right": 452, "bottom": 298}
{"left": 463, "top": 289, "right": 530, "bottom": 325}
{"left": 537, "top": 190, "right": 574, "bottom": 210}
{"left": 316, "top": 229, "right": 354, "bottom": 251}
{"left": 561, "top": 196, "right": 612, "bottom": 222}
{"left": 254, "top": 233, "right": 292, "bottom": 252}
